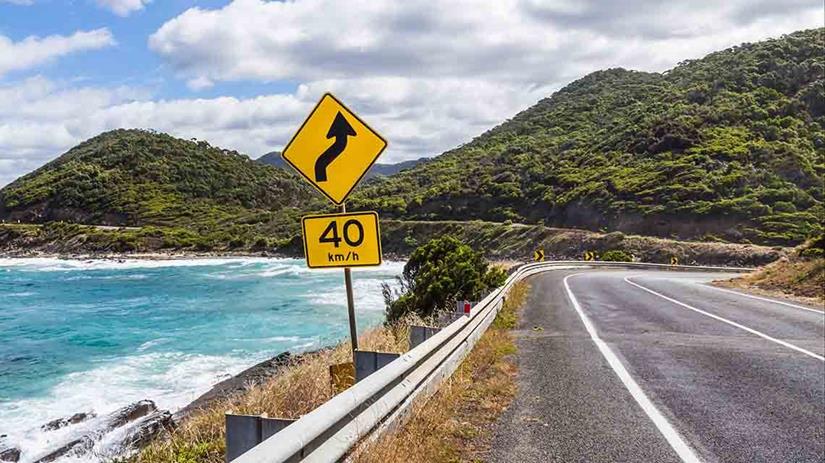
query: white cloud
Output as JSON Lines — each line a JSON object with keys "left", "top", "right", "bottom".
{"left": 186, "top": 76, "right": 214, "bottom": 91}
{"left": 0, "top": 0, "right": 822, "bottom": 187}
{"left": 0, "top": 29, "right": 115, "bottom": 78}
{"left": 0, "top": 0, "right": 35, "bottom": 5}
{"left": 95, "top": 0, "right": 151, "bottom": 16}
{"left": 149, "top": 0, "right": 822, "bottom": 85}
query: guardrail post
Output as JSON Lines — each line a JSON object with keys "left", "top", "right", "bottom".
{"left": 354, "top": 350, "right": 401, "bottom": 383}
{"left": 226, "top": 414, "right": 296, "bottom": 462}
{"left": 439, "top": 312, "right": 466, "bottom": 325}
{"left": 409, "top": 325, "right": 440, "bottom": 349}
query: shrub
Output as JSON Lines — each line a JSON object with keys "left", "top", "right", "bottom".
{"left": 383, "top": 236, "right": 507, "bottom": 322}
{"left": 799, "top": 233, "right": 825, "bottom": 258}
{"left": 801, "top": 248, "right": 824, "bottom": 258}
{"left": 403, "top": 235, "right": 419, "bottom": 249}
{"left": 773, "top": 201, "right": 797, "bottom": 213}
{"left": 600, "top": 249, "right": 633, "bottom": 262}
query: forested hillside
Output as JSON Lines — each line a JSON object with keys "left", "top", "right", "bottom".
{"left": 352, "top": 28, "right": 824, "bottom": 245}
{"left": 0, "top": 129, "right": 319, "bottom": 248}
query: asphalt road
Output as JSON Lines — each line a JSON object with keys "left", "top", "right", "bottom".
{"left": 490, "top": 268, "right": 824, "bottom": 463}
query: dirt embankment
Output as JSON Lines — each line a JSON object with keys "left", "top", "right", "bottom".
{"left": 381, "top": 220, "right": 785, "bottom": 267}
{"left": 716, "top": 257, "right": 824, "bottom": 306}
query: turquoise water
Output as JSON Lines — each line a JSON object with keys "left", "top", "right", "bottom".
{"left": 0, "top": 257, "right": 402, "bottom": 461}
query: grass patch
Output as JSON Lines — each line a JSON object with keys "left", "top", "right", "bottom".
{"left": 352, "top": 280, "right": 530, "bottom": 463}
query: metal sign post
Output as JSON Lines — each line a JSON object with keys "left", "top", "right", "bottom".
{"left": 341, "top": 202, "right": 358, "bottom": 352}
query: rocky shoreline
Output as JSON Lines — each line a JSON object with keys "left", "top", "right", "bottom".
{"left": 1, "top": 401, "right": 170, "bottom": 463}
{"left": 0, "top": 249, "right": 408, "bottom": 263}
{"left": 0, "top": 348, "right": 317, "bottom": 463}
{"left": 0, "top": 249, "right": 291, "bottom": 260}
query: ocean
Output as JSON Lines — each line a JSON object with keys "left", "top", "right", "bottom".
{"left": 0, "top": 257, "right": 404, "bottom": 462}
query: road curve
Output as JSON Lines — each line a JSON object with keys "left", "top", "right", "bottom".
{"left": 490, "top": 268, "right": 824, "bottom": 463}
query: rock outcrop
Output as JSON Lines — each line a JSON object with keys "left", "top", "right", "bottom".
{"left": 41, "top": 412, "right": 95, "bottom": 431}
{"left": 33, "top": 400, "right": 173, "bottom": 463}
{"left": 120, "top": 411, "right": 174, "bottom": 450}
{"left": 0, "top": 435, "right": 21, "bottom": 463}
{"left": 0, "top": 448, "right": 20, "bottom": 463}
{"left": 34, "top": 438, "right": 94, "bottom": 463}
{"left": 108, "top": 400, "right": 157, "bottom": 429}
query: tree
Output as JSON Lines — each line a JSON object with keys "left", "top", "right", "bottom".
{"left": 383, "top": 236, "right": 507, "bottom": 322}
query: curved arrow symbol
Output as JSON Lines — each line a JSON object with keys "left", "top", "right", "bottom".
{"left": 315, "top": 112, "right": 356, "bottom": 182}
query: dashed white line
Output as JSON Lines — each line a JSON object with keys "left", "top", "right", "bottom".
{"left": 625, "top": 276, "right": 824, "bottom": 362}
{"left": 699, "top": 284, "right": 824, "bottom": 315}
{"left": 563, "top": 274, "right": 702, "bottom": 463}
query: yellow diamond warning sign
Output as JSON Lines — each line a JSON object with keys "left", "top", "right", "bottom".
{"left": 302, "top": 212, "right": 382, "bottom": 268}
{"left": 282, "top": 93, "right": 388, "bottom": 205}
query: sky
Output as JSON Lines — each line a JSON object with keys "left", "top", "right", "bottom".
{"left": 0, "top": 0, "right": 821, "bottom": 187}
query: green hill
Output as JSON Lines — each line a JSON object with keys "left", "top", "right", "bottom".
{"left": 0, "top": 129, "right": 318, "bottom": 250}
{"left": 352, "top": 28, "right": 824, "bottom": 245}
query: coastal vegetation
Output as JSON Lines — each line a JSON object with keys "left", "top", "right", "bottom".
{"left": 379, "top": 220, "right": 783, "bottom": 266}
{"left": 382, "top": 236, "right": 507, "bottom": 321}
{"left": 599, "top": 249, "right": 634, "bottom": 262}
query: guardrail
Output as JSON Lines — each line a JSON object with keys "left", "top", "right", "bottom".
{"left": 234, "top": 261, "right": 750, "bottom": 463}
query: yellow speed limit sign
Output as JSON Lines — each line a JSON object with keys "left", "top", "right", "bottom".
{"left": 302, "top": 212, "right": 382, "bottom": 268}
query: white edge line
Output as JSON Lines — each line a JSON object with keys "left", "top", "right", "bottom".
{"left": 699, "top": 284, "right": 824, "bottom": 315}
{"left": 563, "top": 274, "right": 702, "bottom": 463}
{"left": 625, "top": 276, "right": 824, "bottom": 362}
